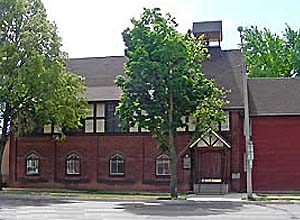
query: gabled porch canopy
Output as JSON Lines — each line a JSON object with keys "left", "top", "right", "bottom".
{"left": 189, "top": 130, "right": 231, "bottom": 149}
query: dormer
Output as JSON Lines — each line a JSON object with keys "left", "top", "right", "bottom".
{"left": 192, "top": 20, "right": 222, "bottom": 47}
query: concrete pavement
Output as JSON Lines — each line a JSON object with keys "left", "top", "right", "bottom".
{"left": 1, "top": 193, "right": 300, "bottom": 219}
{"left": 187, "top": 193, "right": 245, "bottom": 202}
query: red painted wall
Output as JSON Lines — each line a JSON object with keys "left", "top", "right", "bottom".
{"left": 252, "top": 116, "right": 300, "bottom": 191}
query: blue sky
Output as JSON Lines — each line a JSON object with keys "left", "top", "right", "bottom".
{"left": 41, "top": 0, "right": 300, "bottom": 58}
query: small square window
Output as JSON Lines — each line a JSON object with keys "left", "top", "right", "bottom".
{"left": 85, "top": 119, "right": 94, "bottom": 133}
{"left": 43, "top": 124, "right": 52, "bottom": 134}
{"left": 129, "top": 124, "right": 139, "bottom": 132}
{"left": 221, "top": 112, "right": 230, "bottom": 131}
{"left": 183, "top": 155, "right": 191, "bottom": 169}
{"left": 188, "top": 116, "right": 196, "bottom": 131}
{"left": 87, "top": 104, "right": 94, "bottom": 117}
{"left": 96, "top": 119, "right": 105, "bottom": 133}
{"left": 96, "top": 103, "right": 105, "bottom": 117}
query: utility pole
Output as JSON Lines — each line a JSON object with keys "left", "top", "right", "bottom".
{"left": 237, "top": 26, "right": 254, "bottom": 200}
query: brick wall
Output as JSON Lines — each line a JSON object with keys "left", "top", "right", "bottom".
{"left": 229, "top": 111, "right": 245, "bottom": 192}
{"left": 11, "top": 134, "right": 192, "bottom": 192}
{"left": 8, "top": 112, "right": 246, "bottom": 192}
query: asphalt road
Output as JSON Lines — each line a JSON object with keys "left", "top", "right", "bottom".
{"left": 0, "top": 194, "right": 300, "bottom": 219}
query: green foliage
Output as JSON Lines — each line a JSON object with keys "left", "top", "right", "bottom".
{"left": 116, "top": 8, "right": 227, "bottom": 198}
{"left": 116, "top": 8, "right": 227, "bottom": 150}
{"left": 0, "top": 0, "right": 88, "bottom": 136}
{"left": 242, "top": 25, "right": 300, "bottom": 77}
{"left": 284, "top": 25, "right": 300, "bottom": 76}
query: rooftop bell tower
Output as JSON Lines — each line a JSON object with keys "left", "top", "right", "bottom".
{"left": 192, "top": 20, "right": 222, "bottom": 47}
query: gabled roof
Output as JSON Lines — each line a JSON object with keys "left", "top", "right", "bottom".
{"left": 67, "top": 56, "right": 126, "bottom": 87}
{"left": 201, "top": 48, "right": 244, "bottom": 109}
{"left": 189, "top": 130, "right": 231, "bottom": 149}
{"left": 67, "top": 50, "right": 244, "bottom": 108}
{"left": 248, "top": 78, "right": 300, "bottom": 116}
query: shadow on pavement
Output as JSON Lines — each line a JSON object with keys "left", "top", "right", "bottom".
{"left": 117, "top": 200, "right": 245, "bottom": 217}
{"left": 0, "top": 194, "right": 77, "bottom": 208}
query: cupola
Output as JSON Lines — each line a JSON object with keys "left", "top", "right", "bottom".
{"left": 192, "top": 20, "right": 222, "bottom": 47}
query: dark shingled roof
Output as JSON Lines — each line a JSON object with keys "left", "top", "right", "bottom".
{"left": 248, "top": 78, "right": 300, "bottom": 116}
{"left": 82, "top": 86, "right": 121, "bottom": 101}
{"left": 67, "top": 49, "right": 244, "bottom": 108}
{"left": 67, "top": 56, "right": 124, "bottom": 101}
{"left": 201, "top": 48, "right": 244, "bottom": 109}
{"left": 67, "top": 56, "right": 126, "bottom": 87}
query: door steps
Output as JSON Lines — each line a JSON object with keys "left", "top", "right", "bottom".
{"left": 193, "top": 183, "right": 229, "bottom": 195}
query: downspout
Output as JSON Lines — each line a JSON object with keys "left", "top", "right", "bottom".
{"left": 238, "top": 26, "right": 253, "bottom": 199}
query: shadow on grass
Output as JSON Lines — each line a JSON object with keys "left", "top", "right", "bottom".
{"left": 117, "top": 201, "right": 245, "bottom": 217}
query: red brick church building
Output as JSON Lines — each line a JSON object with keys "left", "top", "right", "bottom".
{"left": 2, "top": 21, "right": 300, "bottom": 193}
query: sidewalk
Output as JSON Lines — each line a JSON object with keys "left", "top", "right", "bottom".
{"left": 186, "top": 193, "right": 246, "bottom": 202}
{"left": 187, "top": 193, "right": 300, "bottom": 202}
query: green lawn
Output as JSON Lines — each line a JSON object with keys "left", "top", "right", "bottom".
{"left": 1, "top": 187, "right": 187, "bottom": 200}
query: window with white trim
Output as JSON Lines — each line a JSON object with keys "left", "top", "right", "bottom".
{"left": 26, "top": 153, "right": 39, "bottom": 175}
{"left": 85, "top": 103, "right": 95, "bottom": 133}
{"left": 110, "top": 154, "right": 125, "bottom": 175}
{"left": 66, "top": 154, "right": 80, "bottom": 175}
{"left": 106, "top": 103, "right": 127, "bottom": 132}
{"left": 156, "top": 154, "right": 170, "bottom": 176}
{"left": 221, "top": 111, "right": 230, "bottom": 131}
{"left": 188, "top": 116, "right": 196, "bottom": 131}
{"left": 84, "top": 102, "right": 126, "bottom": 133}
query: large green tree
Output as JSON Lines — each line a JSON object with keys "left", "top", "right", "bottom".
{"left": 241, "top": 25, "right": 300, "bottom": 77}
{"left": 0, "top": 0, "right": 87, "bottom": 188}
{"left": 115, "top": 8, "right": 227, "bottom": 199}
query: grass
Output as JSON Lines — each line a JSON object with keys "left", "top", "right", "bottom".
{"left": 246, "top": 197, "right": 300, "bottom": 202}
{"left": 257, "top": 193, "right": 300, "bottom": 197}
{"left": 1, "top": 187, "right": 187, "bottom": 200}
{"left": 242, "top": 193, "right": 300, "bottom": 202}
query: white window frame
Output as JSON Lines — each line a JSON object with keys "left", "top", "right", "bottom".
{"left": 183, "top": 155, "right": 191, "bottom": 169}
{"left": 66, "top": 153, "right": 80, "bottom": 175}
{"left": 156, "top": 154, "right": 171, "bottom": 176}
{"left": 221, "top": 111, "right": 230, "bottom": 131}
{"left": 26, "top": 153, "right": 39, "bottom": 175}
{"left": 110, "top": 154, "right": 125, "bottom": 175}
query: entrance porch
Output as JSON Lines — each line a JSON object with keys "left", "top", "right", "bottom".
{"left": 189, "top": 130, "right": 231, "bottom": 194}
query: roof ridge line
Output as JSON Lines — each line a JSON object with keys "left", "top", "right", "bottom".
{"left": 248, "top": 77, "right": 300, "bottom": 80}
{"left": 68, "top": 56, "right": 125, "bottom": 60}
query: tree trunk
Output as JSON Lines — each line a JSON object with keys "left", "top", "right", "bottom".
{"left": 0, "top": 136, "right": 8, "bottom": 191}
{"left": 0, "top": 149, "right": 3, "bottom": 190}
{"left": 0, "top": 111, "right": 10, "bottom": 191}
{"left": 168, "top": 93, "right": 178, "bottom": 199}
{"left": 0, "top": 133, "right": 9, "bottom": 191}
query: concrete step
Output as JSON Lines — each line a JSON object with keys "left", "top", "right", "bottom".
{"left": 194, "top": 183, "right": 229, "bottom": 195}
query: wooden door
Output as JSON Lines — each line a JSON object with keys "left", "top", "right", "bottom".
{"left": 198, "top": 151, "right": 223, "bottom": 182}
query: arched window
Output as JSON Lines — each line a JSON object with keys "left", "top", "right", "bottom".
{"left": 156, "top": 154, "right": 170, "bottom": 176}
{"left": 110, "top": 154, "right": 125, "bottom": 175}
{"left": 26, "top": 153, "right": 39, "bottom": 175}
{"left": 66, "top": 153, "right": 80, "bottom": 175}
